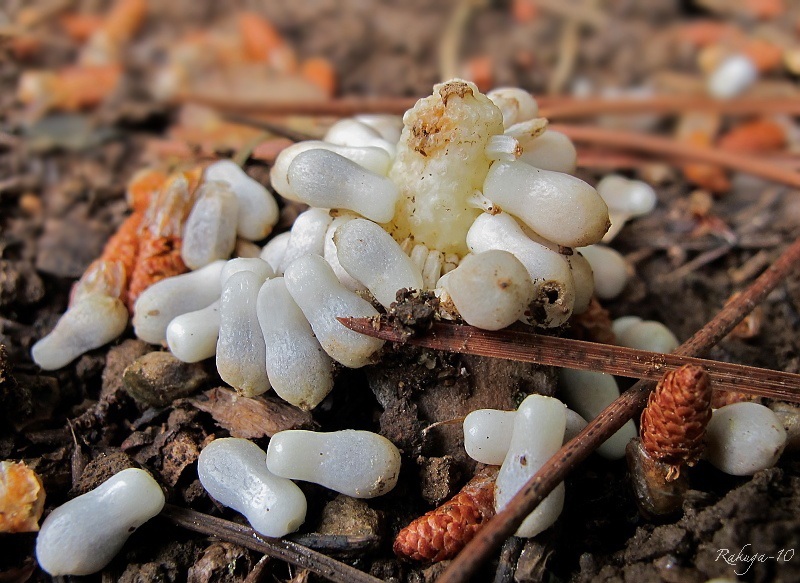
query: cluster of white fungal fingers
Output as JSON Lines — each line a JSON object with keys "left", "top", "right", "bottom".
{"left": 611, "top": 316, "right": 680, "bottom": 354}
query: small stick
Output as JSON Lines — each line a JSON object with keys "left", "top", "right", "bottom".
{"left": 551, "top": 124, "right": 800, "bottom": 189}
{"left": 337, "top": 320, "right": 800, "bottom": 403}
{"left": 174, "top": 93, "right": 418, "bottom": 116}
{"left": 161, "top": 505, "right": 382, "bottom": 583}
{"left": 438, "top": 236, "right": 800, "bottom": 583}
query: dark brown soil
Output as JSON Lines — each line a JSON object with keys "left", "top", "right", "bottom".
{"left": 2, "top": 1, "right": 800, "bottom": 582}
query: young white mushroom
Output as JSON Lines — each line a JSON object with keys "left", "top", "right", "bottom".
{"left": 270, "top": 141, "right": 392, "bottom": 202}
{"left": 35, "top": 468, "right": 164, "bottom": 576}
{"left": 441, "top": 250, "right": 535, "bottom": 330}
{"left": 487, "top": 87, "right": 539, "bottom": 127}
{"left": 517, "top": 130, "right": 578, "bottom": 174}
{"left": 235, "top": 239, "right": 263, "bottom": 259}
{"left": 466, "top": 212, "right": 575, "bottom": 327}
{"left": 354, "top": 113, "right": 404, "bottom": 143}
{"left": 32, "top": 294, "right": 128, "bottom": 370}
{"left": 612, "top": 316, "right": 680, "bottom": 354}
{"left": 257, "top": 278, "right": 334, "bottom": 410}
{"left": 266, "top": 429, "right": 401, "bottom": 498}
{"left": 219, "top": 257, "right": 275, "bottom": 286}
{"left": 482, "top": 161, "right": 609, "bottom": 248}
{"left": 197, "top": 438, "right": 306, "bottom": 537}
{"left": 595, "top": 175, "right": 657, "bottom": 242}
{"left": 132, "top": 260, "right": 226, "bottom": 345}
{"left": 279, "top": 208, "right": 334, "bottom": 274}
{"left": 707, "top": 54, "right": 758, "bottom": 100}
{"left": 284, "top": 254, "right": 383, "bottom": 368}
{"left": 166, "top": 300, "right": 220, "bottom": 363}
{"left": 577, "top": 244, "right": 629, "bottom": 300}
{"left": 335, "top": 218, "right": 423, "bottom": 308}
{"left": 286, "top": 150, "right": 399, "bottom": 223}
{"left": 495, "top": 394, "right": 566, "bottom": 537}
{"left": 260, "top": 231, "right": 291, "bottom": 274}
{"left": 323, "top": 213, "right": 368, "bottom": 292}
{"left": 706, "top": 402, "right": 787, "bottom": 476}
{"left": 204, "top": 160, "right": 279, "bottom": 241}
{"left": 464, "top": 407, "right": 588, "bottom": 466}
{"left": 559, "top": 369, "right": 637, "bottom": 460}
{"left": 181, "top": 181, "right": 239, "bottom": 270}
{"left": 323, "top": 118, "right": 397, "bottom": 156}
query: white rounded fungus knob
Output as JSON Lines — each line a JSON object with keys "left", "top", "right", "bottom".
{"left": 323, "top": 118, "right": 397, "bottom": 156}
{"left": 335, "top": 218, "right": 423, "bottom": 309}
{"left": 260, "top": 231, "right": 291, "bottom": 274}
{"left": 567, "top": 251, "right": 594, "bottom": 314}
{"left": 559, "top": 369, "right": 637, "bottom": 460}
{"left": 220, "top": 257, "right": 275, "bottom": 287}
{"left": 279, "top": 208, "right": 334, "bottom": 274}
{"left": 286, "top": 149, "right": 399, "bottom": 224}
{"left": 354, "top": 114, "right": 404, "bottom": 143}
{"left": 612, "top": 317, "right": 679, "bottom": 354}
{"left": 595, "top": 174, "right": 657, "bottom": 217}
{"left": 487, "top": 87, "right": 539, "bottom": 127}
{"left": 482, "top": 160, "right": 610, "bottom": 248}
{"left": 466, "top": 212, "right": 575, "bottom": 328}
{"left": 706, "top": 402, "right": 787, "bottom": 476}
{"left": 495, "top": 394, "right": 566, "bottom": 537}
{"left": 35, "top": 468, "right": 164, "bottom": 576}
{"left": 266, "top": 429, "right": 401, "bottom": 498}
{"left": 197, "top": 438, "right": 306, "bottom": 537}
{"left": 323, "top": 213, "right": 368, "bottom": 292}
{"left": 271, "top": 141, "right": 392, "bottom": 202}
{"left": 166, "top": 300, "right": 220, "bottom": 363}
{"left": 257, "top": 278, "right": 334, "bottom": 410}
{"left": 577, "top": 244, "right": 629, "bottom": 300}
{"left": 204, "top": 160, "right": 279, "bottom": 241}
{"left": 32, "top": 294, "right": 128, "bottom": 370}
{"left": 133, "top": 260, "right": 226, "bottom": 345}
{"left": 181, "top": 181, "right": 239, "bottom": 270}
{"left": 707, "top": 54, "right": 758, "bottom": 100}
{"left": 517, "top": 130, "right": 578, "bottom": 174}
{"left": 284, "top": 254, "right": 383, "bottom": 368}
{"left": 441, "top": 250, "right": 535, "bottom": 331}
{"left": 217, "top": 270, "right": 271, "bottom": 397}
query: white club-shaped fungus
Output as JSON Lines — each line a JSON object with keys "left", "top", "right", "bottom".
{"left": 181, "top": 181, "right": 239, "bottom": 270}
{"left": 270, "top": 141, "right": 392, "bottom": 202}
{"left": 707, "top": 54, "right": 758, "bottom": 100}
{"left": 323, "top": 118, "right": 397, "bottom": 156}
{"left": 559, "top": 369, "right": 637, "bottom": 460}
{"left": 595, "top": 174, "right": 656, "bottom": 242}
{"left": 260, "top": 231, "right": 291, "bottom": 274}
{"left": 466, "top": 211, "right": 575, "bottom": 327}
{"left": 487, "top": 87, "right": 539, "bottom": 128}
{"left": 566, "top": 251, "right": 594, "bottom": 314}
{"left": 335, "top": 218, "right": 423, "bottom": 309}
{"left": 32, "top": 294, "right": 128, "bottom": 370}
{"left": 35, "top": 468, "right": 164, "bottom": 576}
{"left": 217, "top": 269, "right": 271, "bottom": 397}
{"left": 464, "top": 407, "right": 588, "bottom": 466}
{"left": 354, "top": 113, "right": 404, "bottom": 143}
{"left": 220, "top": 257, "right": 275, "bottom": 286}
{"left": 482, "top": 161, "right": 609, "bottom": 248}
{"left": 266, "top": 429, "right": 401, "bottom": 498}
{"left": 441, "top": 250, "right": 535, "bottom": 330}
{"left": 611, "top": 316, "right": 680, "bottom": 354}
{"left": 204, "top": 160, "right": 279, "bottom": 241}
{"left": 323, "top": 213, "right": 368, "bottom": 292}
{"left": 286, "top": 149, "right": 399, "bottom": 223}
{"left": 706, "top": 402, "right": 787, "bottom": 476}
{"left": 166, "top": 300, "right": 220, "bottom": 363}
{"left": 257, "top": 278, "right": 334, "bottom": 410}
{"left": 517, "top": 130, "right": 578, "bottom": 174}
{"left": 284, "top": 254, "right": 383, "bottom": 368}
{"left": 495, "top": 394, "right": 566, "bottom": 537}
{"left": 133, "top": 260, "right": 225, "bottom": 345}
{"left": 279, "top": 208, "right": 333, "bottom": 274}
{"left": 578, "top": 245, "right": 629, "bottom": 300}
{"left": 197, "top": 438, "right": 306, "bottom": 537}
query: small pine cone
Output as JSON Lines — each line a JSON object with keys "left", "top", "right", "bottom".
{"left": 641, "top": 364, "right": 712, "bottom": 477}
{"left": 711, "top": 388, "right": 760, "bottom": 409}
{"left": 394, "top": 466, "right": 497, "bottom": 563}
{"left": 569, "top": 297, "right": 616, "bottom": 345}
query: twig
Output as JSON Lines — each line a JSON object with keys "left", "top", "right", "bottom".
{"left": 175, "top": 94, "right": 417, "bottom": 116}
{"left": 161, "top": 505, "right": 383, "bottom": 583}
{"left": 552, "top": 124, "right": 800, "bottom": 188}
{"left": 547, "top": 18, "right": 580, "bottom": 96}
{"left": 337, "top": 319, "right": 800, "bottom": 402}
{"left": 222, "top": 115, "right": 320, "bottom": 143}
{"left": 656, "top": 244, "right": 734, "bottom": 283}
{"left": 438, "top": 236, "right": 800, "bottom": 583}
{"left": 439, "top": 0, "right": 485, "bottom": 81}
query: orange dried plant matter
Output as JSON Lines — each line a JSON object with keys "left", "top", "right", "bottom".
{"left": 0, "top": 461, "right": 45, "bottom": 533}
{"left": 394, "top": 466, "right": 497, "bottom": 563}
{"left": 641, "top": 364, "right": 712, "bottom": 479}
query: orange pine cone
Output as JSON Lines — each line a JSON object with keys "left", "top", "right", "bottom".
{"left": 640, "top": 364, "right": 712, "bottom": 479}
{"left": 394, "top": 466, "right": 497, "bottom": 563}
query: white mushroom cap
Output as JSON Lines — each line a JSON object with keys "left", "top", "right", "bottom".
{"left": 166, "top": 300, "right": 220, "bottom": 363}
{"left": 612, "top": 317, "right": 679, "bottom": 354}
{"left": 487, "top": 87, "right": 539, "bottom": 127}
{"left": 518, "top": 130, "right": 578, "bottom": 174}
{"left": 596, "top": 174, "right": 657, "bottom": 217}
{"left": 577, "top": 244, "right": 628, "bottom": 300}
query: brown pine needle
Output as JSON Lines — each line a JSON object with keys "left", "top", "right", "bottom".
{"left": 161, "top": 505, "right": 382, "bottom": 583}
{"left": 438, "top": 236, "right": 800, "bottom": 583}
{"left": 552, "top": 123, "right": 800, "bottom": 188}
{"left": 338, "top": 319, "right": 800, "bottom": 403}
